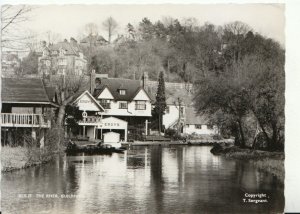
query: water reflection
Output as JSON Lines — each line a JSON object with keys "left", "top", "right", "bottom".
{"left": 1, "top": 146, "right": 284, "bottom": 214}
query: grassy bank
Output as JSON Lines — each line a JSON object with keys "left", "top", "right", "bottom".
{"left": 211, "top": 144, "right": 284, "bottom": 183}
{"left": 1, "top": 146, "right": 56, "bottom": 172}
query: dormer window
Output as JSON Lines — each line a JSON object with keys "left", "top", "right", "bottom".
{"left": 119, "top": 89, "right": 126, "bottom": 95}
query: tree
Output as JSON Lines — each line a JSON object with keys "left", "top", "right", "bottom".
{"left": 65, "top": 105, "right": 83, "bottom": 137}
{"left": 19, "top": 51, "right": 39, "bottom": 75}
{"left": 138, "top": 17, "right": 154, "bottom": 40}
{"left": 51, "top": 74, "right": 87, "bottom": 127}
{"left": 127, "top": 23, "right": 136, "bottom": 40}
{"left": 154, "top": 71, "right": 167, "bottom": 135}
{"left": 1, "top": 5, "right": 33, "bottom": 51}
{"left": 84, "top": 22, "right": 99, "bottom": 36}
{"left": 102, "top": 17, "right": 118, "bottom": 43}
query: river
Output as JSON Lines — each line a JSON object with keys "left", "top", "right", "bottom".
{"left": 1, "top": 146, "right": 284, "bottom": 214}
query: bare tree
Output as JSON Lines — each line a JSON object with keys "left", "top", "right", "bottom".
{"left": 223, "top": 21, "right": 251, "bottom": 36}
{"left": 102, "top": 16, "right": 118, "bottom": 43}
{"left": 84, "top": 22, "right": 99, "bottom": 36}
{"left": 51, "top": 73, "right": 88, "bottom": 126}
{"left": 46, "top": 31, "right": 62, "bottom": 44}
{"left": 1, "top": 5, "right": 33, "bottom": 50}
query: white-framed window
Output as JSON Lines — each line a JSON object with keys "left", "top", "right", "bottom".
{"left": 135, "top": 100, "right": 146, "bottom": 110}
{"left": 45, "top": 60, "right": 50, "bottom": 66}
{"left": 100, "top": 99, "right": 111, "bottom": 109}
{"left": 207, "top": 125, "right": 213, "bottom": 130}
{"left": 119, "top": 101, "right": 128, "bottom": 109}
{"left": 119, "top": 89, "right": 126, "bottom": 95}
{"left": 57, "top": 69, "right": 65, "bottom": 75}
{"left": 195, "top": 124, "right": 202, "bottom": 129}
{"left": 59, "top": 49, "right": 65, "bottom": 56}
{"left": 58, "top": 58, "right": 67, "bottom": 66}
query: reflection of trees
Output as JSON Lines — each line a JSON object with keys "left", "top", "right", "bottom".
{"left": 176, "top": 147, "right": 184, "bottom": 184}
{"left": 150, "top": 146, "right": 164, "bottom": 213}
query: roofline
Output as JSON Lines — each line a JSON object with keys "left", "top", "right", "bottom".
{"left": 95, "top": 86, "right": 115, "bottom": 100}
{"left": 2, "top": 101, "right": 58, "bottom": 107}
{"left": 132, "top": 87, "right": 151, "bottom": 101}
{"left": 102, "top": 116, "right": 128, "bottom": 124}
{"left": 73, "top": 90, "right": 105, "bottom": 112}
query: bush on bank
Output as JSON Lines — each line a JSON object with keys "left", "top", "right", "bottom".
{"left": 1, "top": 126, "right": 65, "bottom": 172}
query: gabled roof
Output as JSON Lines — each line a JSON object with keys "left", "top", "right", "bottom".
{"left": 94, "top": 78, "right": 151, "bottom": 102}
{"left": 73, "top": 90, "right": 105, "bottom": 112}
{"left": 80, "top": 34, "right": 108, "bottom": 44}
{"left": 49, "top": 41, "right": 81, "bottom": 56}
{"left": 166, "top": 90, "right": 193, "bottom": 106}
{"left": 185, "top": 107, "right": 209, "bottom": 125}
{"left": 1, "top": 78, "right": 57, "bottom": 106}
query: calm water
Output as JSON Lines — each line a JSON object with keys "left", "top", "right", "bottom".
{"left": 1, "top": 146, "right": 284, "bottom": 214}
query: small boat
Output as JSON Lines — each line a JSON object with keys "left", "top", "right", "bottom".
{"left": 65, "top": 141, "right": 126, "bottom": 155}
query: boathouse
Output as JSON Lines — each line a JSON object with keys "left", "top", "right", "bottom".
{"left": 72, "top": 71, "right": 153, "bottom": 142}
{"left": 72, "top": 90, "right": 129, "bottom": 142}
{"left": 1, "top": 78, "right": 58, "bottom": 147}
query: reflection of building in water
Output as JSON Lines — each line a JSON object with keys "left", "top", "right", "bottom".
{"left": 149, "top": 146, "right": 164, "bottom": 214}
{"left": 126, "top": 148, "right": 150, "bottom": 169}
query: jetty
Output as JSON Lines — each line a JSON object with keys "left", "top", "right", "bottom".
{"left": 123, "top": 138, "right": 234, "bottom": 146}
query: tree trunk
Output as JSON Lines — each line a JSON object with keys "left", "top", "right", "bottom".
{"left": 56, "top": 94, "right": 76, "bottom": 126}
{"left": 158, "top": 114, "right": 161, "bottom": 136}
{"left": 271, "top": 121, "right": 278, "bottom": 150}
{"left": 237, "top": 118, "right": 246, "bottom": 148}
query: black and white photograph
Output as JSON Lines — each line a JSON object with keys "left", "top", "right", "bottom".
{"left": 0, "top": 1, "right": 299, "bottom": 213}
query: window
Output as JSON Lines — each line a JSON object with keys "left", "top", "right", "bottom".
{"left": 58, "top": 59, "right": 67, "bottom": 66}
{"left": 207, "top": 125, "right": 213, "bottom": 130}
{"left": 119, "top": 102, "right": 128, "bottom": 109}
{"left": 135, "top": 100, "right": 146, "bottom": 110}
{"left": 195, "top": 124, "right": 202, "bottom": 129}
{"left": 119, "top": 89, "right": 126, "bottom": 95}
{"left": 166, "top": 106, "right": 170, "bottom": 114}
{"left": 100, "top": 99, "right": 111, "bottom": 109}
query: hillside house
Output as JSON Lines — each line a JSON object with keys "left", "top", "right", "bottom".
{"left": 38, "top": 38, "right": 87, "bottom": 77}
{"left": 1, "top": 78, "right": 58, "bottom": 147}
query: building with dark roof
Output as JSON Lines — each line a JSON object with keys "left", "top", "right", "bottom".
{"left": 162, "top": 89, "right": 217, "bottom": 135}
{"left": 38, "top": 38, "right": 87, "bottom": 77}
{"left": 1, "top": 78, "right": 58, "bottom": 147}
{"left": 80, "top": 34, "right": 108, "bottom": 46}
{"left": 72, "top": 72, "right": 153, "bottom": 142}
{"left": 183, "top": 107, "right": 217, "bottom": 135}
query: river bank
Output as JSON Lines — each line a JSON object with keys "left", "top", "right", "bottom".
{"left": 1, "top": 146, "right": 61, "bottom": 173}
{"left": 211, "top": 144, "right": 284, "bottom": 183}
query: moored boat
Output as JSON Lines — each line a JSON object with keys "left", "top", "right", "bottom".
{"left": 65, "top": 141, "right": 126, "bottom": 155}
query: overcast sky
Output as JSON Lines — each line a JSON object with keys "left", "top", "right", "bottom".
{"left": 24, "top": 4, "right": 284, "bottom": 45}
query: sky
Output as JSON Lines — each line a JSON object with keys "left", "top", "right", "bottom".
{"left": 22, "top": 4, "right": 285, "bottom": 45}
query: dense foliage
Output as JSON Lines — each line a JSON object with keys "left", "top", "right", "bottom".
{"left": 153, "top": 71, "right": 167, "bottom": 134}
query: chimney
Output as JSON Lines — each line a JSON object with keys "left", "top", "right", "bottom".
{"left": 70, "top": 37, "right": 77, "bottom": 45}
{"left": 41, "top": 41, "right": 47, "bottom": 47}
{"left": 142, "top": 72, "right": 148, "bottom": 88}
